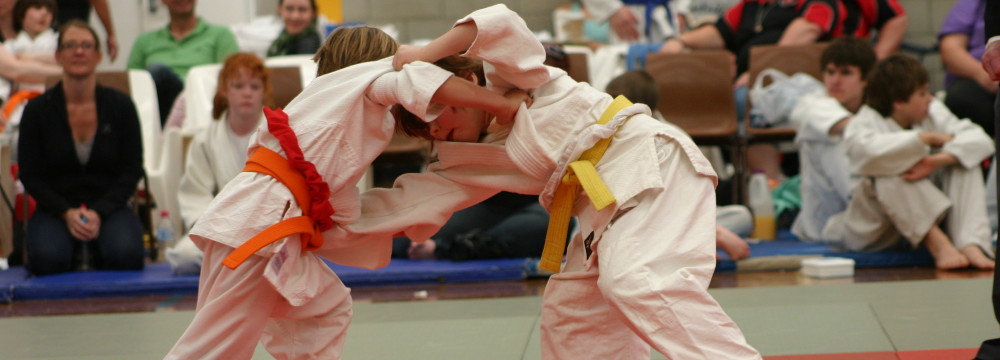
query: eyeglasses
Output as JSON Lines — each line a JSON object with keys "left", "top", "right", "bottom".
{"left": 58, "top": 42, "right": 97, "bottom": 51}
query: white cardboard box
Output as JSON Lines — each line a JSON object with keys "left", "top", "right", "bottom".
{"left": 801, "top": 257, "right": 855, "bottom": 278}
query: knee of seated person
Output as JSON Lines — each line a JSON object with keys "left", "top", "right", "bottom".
{"left": 98, "top": 240, "right": 145, "bottom": 267}
{"left": 28, "top": 260, "right": 72, "bottom": 276}
{"left": 146, "top": 63, "right": 180, "bottom": 82}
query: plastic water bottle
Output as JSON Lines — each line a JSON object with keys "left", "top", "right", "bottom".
{"left": 748, "top": 171, "right": 776, "bottom": 241}
{"left": 155, "top": 210, "right": 176, "bottom": 249}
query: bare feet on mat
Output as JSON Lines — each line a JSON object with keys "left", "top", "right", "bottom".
{"left": 408, "top": 239, "right": 437, "bottom": 260}
{"left": 962, "top": 245, "right": 995, "bottom": 270}
{"left": 717, "top": 226, "right": 750, "bottom": 261}
{"left": 925, "top": 226, "right": 969, "bottom": 270}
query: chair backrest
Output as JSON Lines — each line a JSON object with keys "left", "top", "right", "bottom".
{"left": 146, "top": 126, "right": 185, "bottom": 235}
{"left": 268, "top": 66, "right": 303, "bottom": 109}
{"left": 645, "top": 50, "right": 739, "bottom": 143}
{"left": 264, "top": 54, "right": 318, "bottom": 87}
{"left": 748, "top": 42, "right": 829, "bottom": 88}
{"left": 544, "top": 44, "right": 591, "bottom": 84}
{"left": 565, "top": 52, "right": 590, "bottom": 84}
{"left": 182, "top": 63, "right": 223, "bottom": 135}
{"left": 184, "top": 60, "right": 312, "bottom": 135}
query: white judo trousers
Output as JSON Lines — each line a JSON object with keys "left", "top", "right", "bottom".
{"left": 165, "top": 241, "right": 352, "bottom": 359}
{"left": 540, "top": 137, "right": 761, "bottom": 360}
{"left": 830, "top": 165, "right": 991, "bottom": 253}
{"left": 164, "top": 59, "right": 453, "bottom": 359}
{"left": 836, "top": 101, "right": 994, "bottom": 254}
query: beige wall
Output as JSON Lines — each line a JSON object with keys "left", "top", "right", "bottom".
{"left": 899, "top": 0, "right": 959, "bottom": 92}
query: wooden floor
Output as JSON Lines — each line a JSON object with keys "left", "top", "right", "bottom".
{"left": 0, "top": 265, "right": 996, "bottom": 359}
{"left": 0, "top": 266, "right": 992, "bottom": 318}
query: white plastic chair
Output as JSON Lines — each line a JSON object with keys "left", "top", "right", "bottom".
{"left": 265, "top": 54, "right": 318, "bottom": 87}
{"left": 145, "top": 126, "right": 185, "bottom": 235}
{"left": 181, "top": 63, "right": 223, "bottom": 136}
{"left": 125, "top": 70, "right": 163, "bottom": 170}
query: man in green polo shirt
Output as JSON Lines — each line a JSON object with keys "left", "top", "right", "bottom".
{"left": 128, "top": 0, "right": 239, "bottom": 126}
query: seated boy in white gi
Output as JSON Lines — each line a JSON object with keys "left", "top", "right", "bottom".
{"left": 790, "top": 36, "right": 876, "bottom": 243}
{"left": 841, "top": 55, "right": 995, "bottom": 270}
{"left": 359, "top": 4, "right": 762, "bottom": 359}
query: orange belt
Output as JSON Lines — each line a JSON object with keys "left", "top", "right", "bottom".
{"left": 221, "top": 147, "right": 325, "bottom": 269}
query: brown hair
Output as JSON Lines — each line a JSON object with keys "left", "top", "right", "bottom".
{"left": 212, "top": 53, "right": 274, "bottom": 119}
{"left": 313, "top": 26, "right": 398, "bottom": 77}
{"left": 605, "top": 70, "right": 660, "bottom": 109}
{"left": 56, "top": 20, "right": 99, "bottom": 53}
{"left": 864, "top": 55, "right": 928, "bottom": 117}
{"left": 13, "top": 0, "right": 56, "bottom": 32}
{"left": 820, "top": 36, "right": 877, "bottom": 79}
{"left": 394, "top": 55, "right": 486, "bottom": 140}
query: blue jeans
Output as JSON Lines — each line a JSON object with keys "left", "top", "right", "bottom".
{"left": 26, "top": 207, "right": 144, "bottom": 275}
{"left": 392, "top": 192, "right": 553, "bottom": 259}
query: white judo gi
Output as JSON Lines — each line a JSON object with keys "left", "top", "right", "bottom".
{"left": 836, "top": 100, "right": 994, "bottom": 254}
{"left": 164, "top": 58, "right": 453, "bottom": 359}
{"left": 5, "top": 28, "right": 57, "bottom": 94}
{"left": 351, "top": 5, "right": 761, "bottom": 359}
{"left": 790, "top": 90, "right": 853, "bottom": 243}
{"left": 166, "top": 113, "right": 260, "bottom": 275}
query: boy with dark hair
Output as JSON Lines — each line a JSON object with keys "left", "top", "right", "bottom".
{"left": 791, "top": 36, "right": 875, "bottom": 243}
{"left": 841, "top": 55, "right": 994, "bottom": 270}
{"left": 604, "top": 70, "right": 660, "bottom": 109}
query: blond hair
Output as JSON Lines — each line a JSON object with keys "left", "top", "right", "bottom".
{"left": 313, "top": 26, "right": 399, "bottom": 76}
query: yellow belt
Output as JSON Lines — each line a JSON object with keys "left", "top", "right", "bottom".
{"left": 539, "top": 96, "right": 634, "bottom": 273}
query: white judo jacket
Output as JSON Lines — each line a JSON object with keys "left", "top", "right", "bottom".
{"left": 188, "top": 58, "right": 453, "bottom": 281}
{"left": 347, "top": 4, "right": 717, "bottom": 249}
{"left": 844, "top": 100, "right": 993, "bottom": 179}
{"left": 790, "top": 90, "right": 853, "bottom": 242}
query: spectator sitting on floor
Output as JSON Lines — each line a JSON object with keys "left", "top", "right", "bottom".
{"left": 392, "top": 191, "right": 554, "bottom": 261}
{"left": 790, "top": 36, "right": 876, "bottom": 243}
{"left": 840, "top": 55, "right": 994, "bottom": 270}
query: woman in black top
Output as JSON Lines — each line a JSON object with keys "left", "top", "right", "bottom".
{"left": 266, "top": 0, "right": 321, "bottom": 57}
{"left": 18, "top": 20, "right": 143, "bottom": 275}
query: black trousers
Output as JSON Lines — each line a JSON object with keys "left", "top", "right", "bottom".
{"left": 976, "top": 94, "right": 1000, "bottom": 360}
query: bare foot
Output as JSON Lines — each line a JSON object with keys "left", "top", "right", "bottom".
{"left": 961, "top": 245, "right": 995, "bottom": 270}
{"left": 408, "top": 239, "right": 437, "bottom": 260}
{"left": 924, "top": 226, "right": 969, "bottom": 270}
{"left": 716, "top": 226, "right": 750, "bottom": 261}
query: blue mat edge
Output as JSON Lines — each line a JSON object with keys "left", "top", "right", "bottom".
{"left": 0, "top": 231, "right": 939, "bottom": 301}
